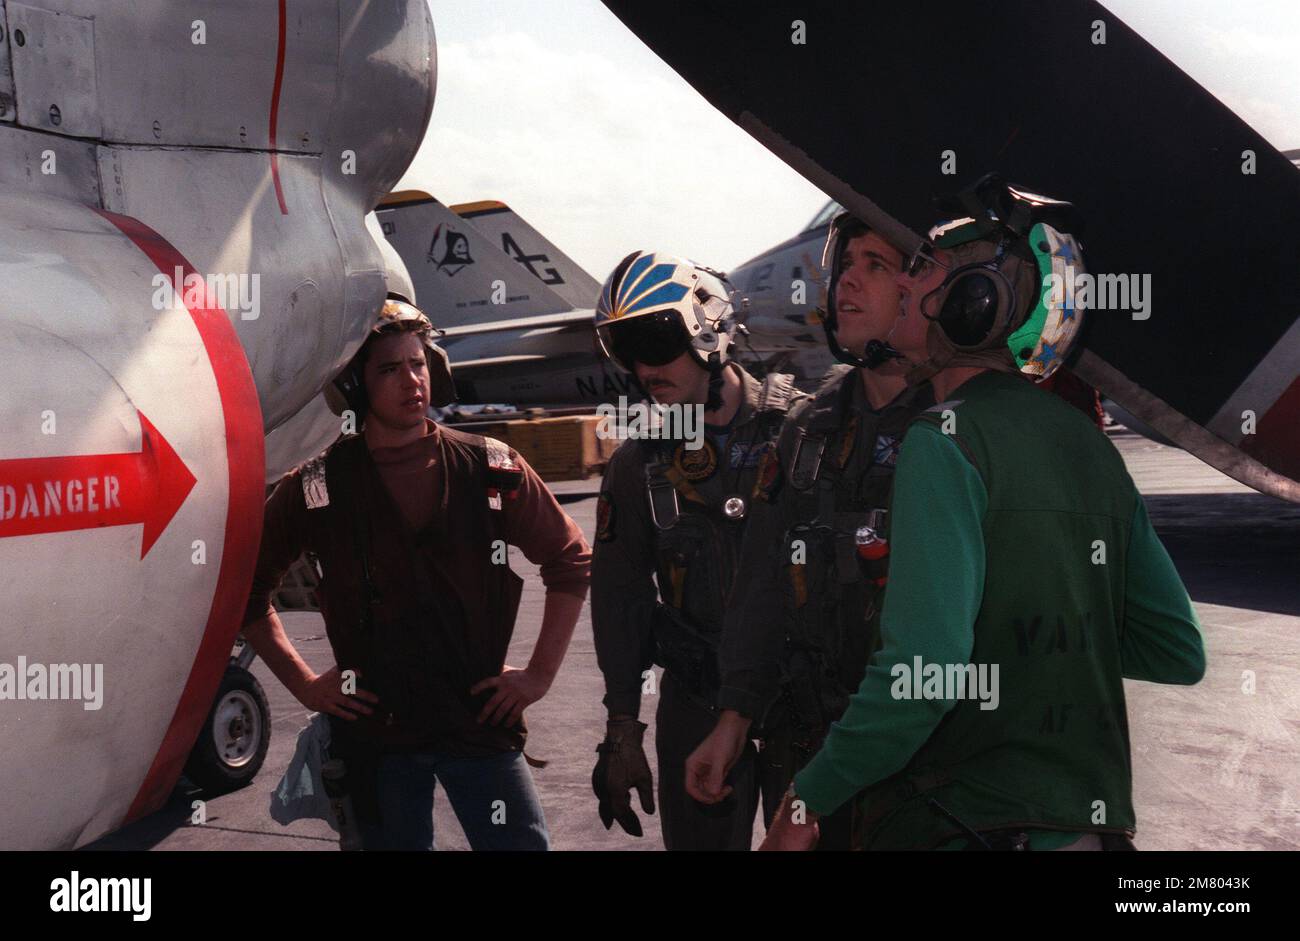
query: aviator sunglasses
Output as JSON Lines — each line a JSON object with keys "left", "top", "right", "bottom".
{"left": 904, "top": 240, "right": 954, "bottom": 279}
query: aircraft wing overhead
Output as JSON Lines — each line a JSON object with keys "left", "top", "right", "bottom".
{"left": 452, "top": 200, "right": 602, "bottom": 310}
{"left": 602, "top": 0, "right": 1300, "bottom": 503}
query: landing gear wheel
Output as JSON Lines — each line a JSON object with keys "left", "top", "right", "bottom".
{"left": 184, "top": 664, "right": 271, "bottom": 795}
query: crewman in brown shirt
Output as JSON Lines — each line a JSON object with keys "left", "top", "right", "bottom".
{"left": 243, "top": 297, "right": 591, "bottom": 850}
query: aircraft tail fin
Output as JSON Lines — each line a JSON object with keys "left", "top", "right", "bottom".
{"left": 452, "top": 200, "right": 602, "bottom": 310}
{"left": 375, "top": 191, "right": 574, "bottom": 329}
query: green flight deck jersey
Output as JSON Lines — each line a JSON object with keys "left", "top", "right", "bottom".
{"left": 794, "top": 370, "right": 1206, "bottom": 850}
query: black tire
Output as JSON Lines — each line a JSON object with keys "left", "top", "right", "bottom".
{"left": 183, "top": 664, "right": 271, "bottom": 795}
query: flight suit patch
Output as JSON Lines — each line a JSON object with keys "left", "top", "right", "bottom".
{"left": 873, "top": 433, "right": 901, "bottom": 468}
{"left": 595, "top": 492, "right": 615, "bottom": 542}
{"left": 301, "top": 457, "right": 329, "bottom": 509}
{"left": 753, "top": 446, "right": 782, "bottom": 502}
{"left": 673, "top": 439, "right": 717, "bottom": 481}
{"left": 729, "top": 440, "right": 768, "bottom": 469}
{"left": 484, "top": 436, "right": 523, "bottom": 509}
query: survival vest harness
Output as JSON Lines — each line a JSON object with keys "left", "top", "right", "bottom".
{"left": 773, "top": 370, "right": 930, "bottom": 751}
{"left": 296, "top": 430, "right": 527, "bottom": 750}
{"left": 641, "top": 372, "right": 799, "bottom": 698}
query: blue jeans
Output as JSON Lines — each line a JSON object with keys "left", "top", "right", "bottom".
{"left": 359, "top": 749, "right": 550, "bottom": 851}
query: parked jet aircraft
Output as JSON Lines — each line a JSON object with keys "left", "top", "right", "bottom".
{"left": 451, "top": 199, "right": 602, "bottom": 311}
{"left": 375, "top": 191, "right": 640, "bottom": 407}
{"left": 727, "top": 199, "right": 839, "bottom": 381}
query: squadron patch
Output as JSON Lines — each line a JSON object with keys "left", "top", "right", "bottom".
{"left": 752, "top": 446, "right": 782, "bottom": 502}
{"left": 595, "top": 492, "right": 615, "bottom": 542}
{"left": 729, "top": 440, "right": 769, "bottom": 470}
{"left": 873, "top": 433, "right": 902, "bottom": 468}
{"left": 673, "top": 439, "right": 717, "bottom": 482}
{"left": 300, "top": 456, "right": 329, "bottom": 510}
{"left": 483, "top": 436, "right": 523, "bottom": 509}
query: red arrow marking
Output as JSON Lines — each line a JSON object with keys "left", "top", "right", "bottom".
{"left": 92, "top": 209, "right": 264, "bottom": 827}
{"left": 0, "top": 410, "right": 196, "bottom": 559}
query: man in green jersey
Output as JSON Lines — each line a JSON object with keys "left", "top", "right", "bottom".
{"left": 761, "top": 175, "right": 1206, "bottom": 851}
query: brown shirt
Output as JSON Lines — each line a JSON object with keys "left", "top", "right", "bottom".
{"left": 245, "top": 421, "right": 590, "bottom": 624}
{"left": 365, "top": 421, "right": 591, "bottom": 595}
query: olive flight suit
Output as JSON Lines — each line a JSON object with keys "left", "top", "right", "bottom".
{"left": 718, "top": 365, "right": 932, "bottom": 849}
{"left": 591, "top": 363, "right": 805, "bottom": 850}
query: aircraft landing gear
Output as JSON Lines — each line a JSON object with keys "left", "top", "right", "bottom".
{"left": 183, "top": 652, "right": 271, "bottom": 795}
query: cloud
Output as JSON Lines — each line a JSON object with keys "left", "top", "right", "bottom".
{"left": 398, "top": 31, "right": 827, "bottom": 282}
{"left": 1208, "top": 92, "right": 1299, "bottom": 149}
{"left": 1195, "top": 23, "right": 1297, "bottom": 61}
{"left": 1184, "top": 23, "right": 1300, "bottom": 146}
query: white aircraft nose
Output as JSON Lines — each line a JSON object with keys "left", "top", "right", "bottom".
{"left": 0, "top": 193, "right": 266, "bottom": 849}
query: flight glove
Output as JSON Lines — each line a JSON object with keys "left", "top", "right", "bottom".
{"left": 592, "top": 718, "right": 655, "bottom": 837}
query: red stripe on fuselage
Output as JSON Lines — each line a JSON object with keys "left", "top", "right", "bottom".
{"left": 1241, "top": 374, "right": 1300, "bottom": 482}
{"left": 92, "top": 209, "right": 265, "bottom": 825}
{"left": 269, "top": 0, "right": 288, "bottom": 214}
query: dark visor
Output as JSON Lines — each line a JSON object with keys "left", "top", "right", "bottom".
{"left": 602, "top": 310, "right": 693, "bottom": 369}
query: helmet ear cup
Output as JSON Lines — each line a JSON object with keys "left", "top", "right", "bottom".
{"left": 328, "top": 362, "right": 368, "bottom": 421}
{"left": 935, "top": 267, "right": 1016, "bottom": 350}
{"left": 693, "top": 300, "right": 721, "bottom": 354}
{"left": 426, "top": 342, "right": 457, "bottom": 407}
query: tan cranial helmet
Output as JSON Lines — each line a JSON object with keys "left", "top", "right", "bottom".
{"left": 324, "top": 295, "right": 456, "bottom": 419}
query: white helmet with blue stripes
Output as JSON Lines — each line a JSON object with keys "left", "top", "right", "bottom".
{"left": 594, "top": 250, "right": 738, "bottom": 373}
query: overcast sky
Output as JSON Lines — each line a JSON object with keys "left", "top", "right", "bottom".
{"left": 398, "top": 0, "right": 1299, "bottom": 284}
